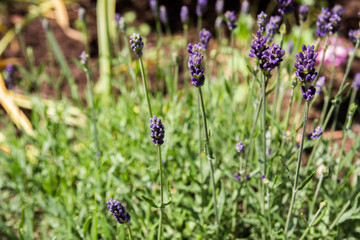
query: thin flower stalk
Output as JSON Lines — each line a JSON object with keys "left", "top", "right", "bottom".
{"left": 284, "top": 101, "right": 309, "bottom": 238}
{"left": 313, "top": 34, "right": 329, "bottom": 85}
{"left": 300, "top": 201, "right": 327, "bottom": 240}
{"left": 157, "top": 145, "right": 164, "bottom": 240}
{"left": 139, "top": 57, "right": 153, "bottom": 118}
{"left": 198, "top": 87, "right": 219, "bottom": 235}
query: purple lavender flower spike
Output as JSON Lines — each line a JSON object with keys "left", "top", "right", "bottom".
{"left": 277, "top": 0, "right": 294, "bottom": 15}
{"left": 188, "top": 42, "right": 203, "bottom": 54}
{"left": 199, "top": 29, "right": 211, "bottom": 50}
{"left": 188, "top": 51, "right": 205, "bottom": 87}
{"left": 329, "top": 5, "right": 344, "bottom": 35}
{"left": 96, "top": 152, "right": 101, "bottom": 157}
{"left": 241, "top": 0, "right": 250, "bottom": 15}
{"left": 257, "top": 11, "right": 268, "bottom": 34}
{"left": 316, "top": 76, "right": 325, "bottom": 94}
{"left": 265, "top": 15, "right": 282, "bottom": 42}
{"left": 307, "top": 126, "right": 323, "bottom": 140}
{"left": 249, "top": 31, "right": 268, "bottom": 59}
{"left": 107, "top": 198, "right": 131, "bottom": 224}
{"left": 301, "top": 86, "right": 316, "bottom": 101}
{"left": 349, "top": 29, "right": 360, "bottom": 44}
{"left": 298, "top": 5, "right": 309, "bottom": 24}
{"left": 215, "top": 0, "right": 224, "bottom": 15}
{"left": 259, "top": 43, "right": 285, "bottom": 75}
{"left": 246, "top": 174, "right": 251, "bottom": 181}
{"left": 150, "top": 0, "right": 157, "bottom": 16}
{"left": 150, "top": 115, "right": 165, "bottom": 145}
{"left": 129, "top": 33, "right": 144, "bottom": 57}
{"left": 225, "top": 11, "right": 237, "bottom": 31}
{"left": 288, "top": 40, "right": 294, "bottom": 54}
{"left": 180, "top": 6, "right": 189, "bottom": 24}
{"left": 196, "top": 0, "right": 208, "bottom": 17}
{"left": 353, "top": 73, "right": 360, "bottom": 89}
{"left": 261, "top": 174, "right": 266, "bottom": 179}
{"left": 234, "top": 173, "right": 241, "bottom": 182}
{"left": 115, "top": 14, "right": 126, "bottom": 33}
{"left": 159, "top": 5, "right": 168, "bottom": 24}
{"left": 4, "top": 64, "right": 14, "bottom": 89}
{"left": 316, "top": 8, "right": 332, "bottom": 37}
{"left": 235, "top": 141, "right": 245, "bottom": 153}
{"left": 294, "top": 45, "right": 318, "bottom": 83}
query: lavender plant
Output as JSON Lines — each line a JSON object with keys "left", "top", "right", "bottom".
{"left": 107, "top": 198, "right": 133, "bottom": 239}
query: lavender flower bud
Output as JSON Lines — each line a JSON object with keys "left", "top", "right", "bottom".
{"left": 349, "top": 29, "right": 360, "bottom": 44}
{"left": 298, "top": 5, "right": 309, "bottom": 24}
{"left": 180, "top": 6, "right": 189, "bottom": 24}
{"left": 353, "top": 72, "right": 360, "bottom": 89}
{"left": 187, "top": 42, "right": 203, "bottom": 54}
{"left": 287, "top": 40, "right": 294, "bottom": 54}
{"left": 115, "top": 13, "right": 127, "bottom": 33}
{"left": 307, "top": 126, "right": 323, "bottom": 140}
{"left": 265, "top": 15, "right": 282, "bottom": 42}
{"left": 316, "top": 76, "right": 325, "bottom": 94}
{"left": 225, "top": 11, "right": 237, "bottom": 31}
{"left": 199, "top": 29, "right": 211, "bottom": 50}
{"left": 257, "top": 11, "right": 268, "bottom": 34}
{"left": 107, "top": 198, "right": 131, "bottom": 224}
{"left": 79, "top": 51, "right": 89, "bottom": 65}
{"left": 234, "top": 173, "right": 241, "bottom": 182}
{"left": 301, "top": 86, "right": 316, "bottom": 101}
{"left": 294, "top": 45, "right": 318, "bottom": 83}
{"left": 188, "top": 50, "right": 205, "bottom": 87}
{"left": 159, "top": 5, "right": 168, "bottom": 24}
{"left": 215, "top": 0, "right": 224, "bottom": 15}
{"left": 4, "top": 64, "right": 14, "bottom": 89}
{"left": 150, "top": 0, "right": 158, "bottom": 16}
{"left": 241, "top": 0, "right": 250, "bottom": 15}
{"left": 235, "top": 141, "right": 245, "bottom": 153}
{"left": 129, "top": 33, "right": 144, "bottom": 57}
{"left": 150, "top": 115, "right": 165, "bottom": 145}
{"left": 277, "top": 0, "right": 294, "bottom": 15}
{"left": 196, "top": 0, "right": 208, "bottom": 17}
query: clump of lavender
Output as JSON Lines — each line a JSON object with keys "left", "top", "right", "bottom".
{"left": 107, "top": 198, "right": 131, "bottom": 224}
{"left": 316, "top": 76, "right": 325, "bottom": 94}
{"left": 129, "top": 33, "right": 144, "bottom": 57}
{"left": 265, "top": 15, "right": 282, "bottom": 42}
{"left": 257, "top": 11, "right": 268, "bottom": 34}
{"left": 277, "top": 0, "right": 294, "bottom": 15}
{"left": 349, "top": 29, "right": 360, "bottom": 44}
{"left": 241, "top": 0, "right": 250, "bottom": 15}
{"left": 298, "top": 5, "right": 309, "bottom": 24}
{"left": 4, "top": 64, "right": 14, "bottom": 89}
{"left": 199, "top": 29, "right": 211, "bottom": 50}
{"left": 180, "top": 5, "right": 189, "bottom": 24}
{"left": 307, "top": 126, "right": 323, "bottom": 140}
{"left": 235, "top": 141, "right": 245, "bottom": 153}
{"left": 159, "top": 5, "right": 168, "bottom": 24}
{"left": 215, "top": 0, "right": 224, "bottom": 15}
{"left": 150, "top": 115, "right": 165, "bottom": 145}
{"left": 196, "top": 0, "right": 207, "bottom": 17}
{"left": 224, "top": 10, "right": 237, "bottom": 31}
{"left": 295, "top": 45, "right": 318, "bottom": 101}
{"left": 353, "top": 73, "right": 360, "bottom": 89}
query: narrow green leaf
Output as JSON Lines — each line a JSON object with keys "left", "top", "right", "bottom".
{"left": 141, "top": 195, "right": 159, "bottom": 208}
{"left": 313, "top": 201, "right": 328, "bottom": 225}
{"left": 297, "top": 171, "right": 316, "bottom": 191}
{"left": 83, "top": 217, "right": 92, "bottom": 236}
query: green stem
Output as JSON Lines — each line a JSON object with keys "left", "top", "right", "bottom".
{"left": 284, "top": 101, "right": 309, "bottom": 238}
{"left": 197, "top": 16, "right": 202, "bottom": 34}
{"left": 197, "top": 94, "right": 205, "bottom": 210}
{"left": 198, "top": 87, "right": 219, "bottom": 235}
{"left": 231, "top": 31, "right": 235, "bottom": 84}
{"left": 300, "top": 202, "right": 326, "bottom": 240}
{"left": 85, "top": 70, "right": 100, "bottom": 153}
{"left": 139, "top": 57, "right": 153, "bottom": 118}
{"left": 261, "top": 72, "right": 267, "bottom": 176}
{"left": 183, "top": 24, "right": 188, "bottom": 89}
{"left": 309, "top": 174, "right": 324, "bottom": 220}
{"left": 157, "top": 145, "right": 163, "bottom": 240}
{"left": 284, "top": 88, "right": 295, "bottom": 131}
{"left": 127, "top": 224, "right": 133, "bottom": 240}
